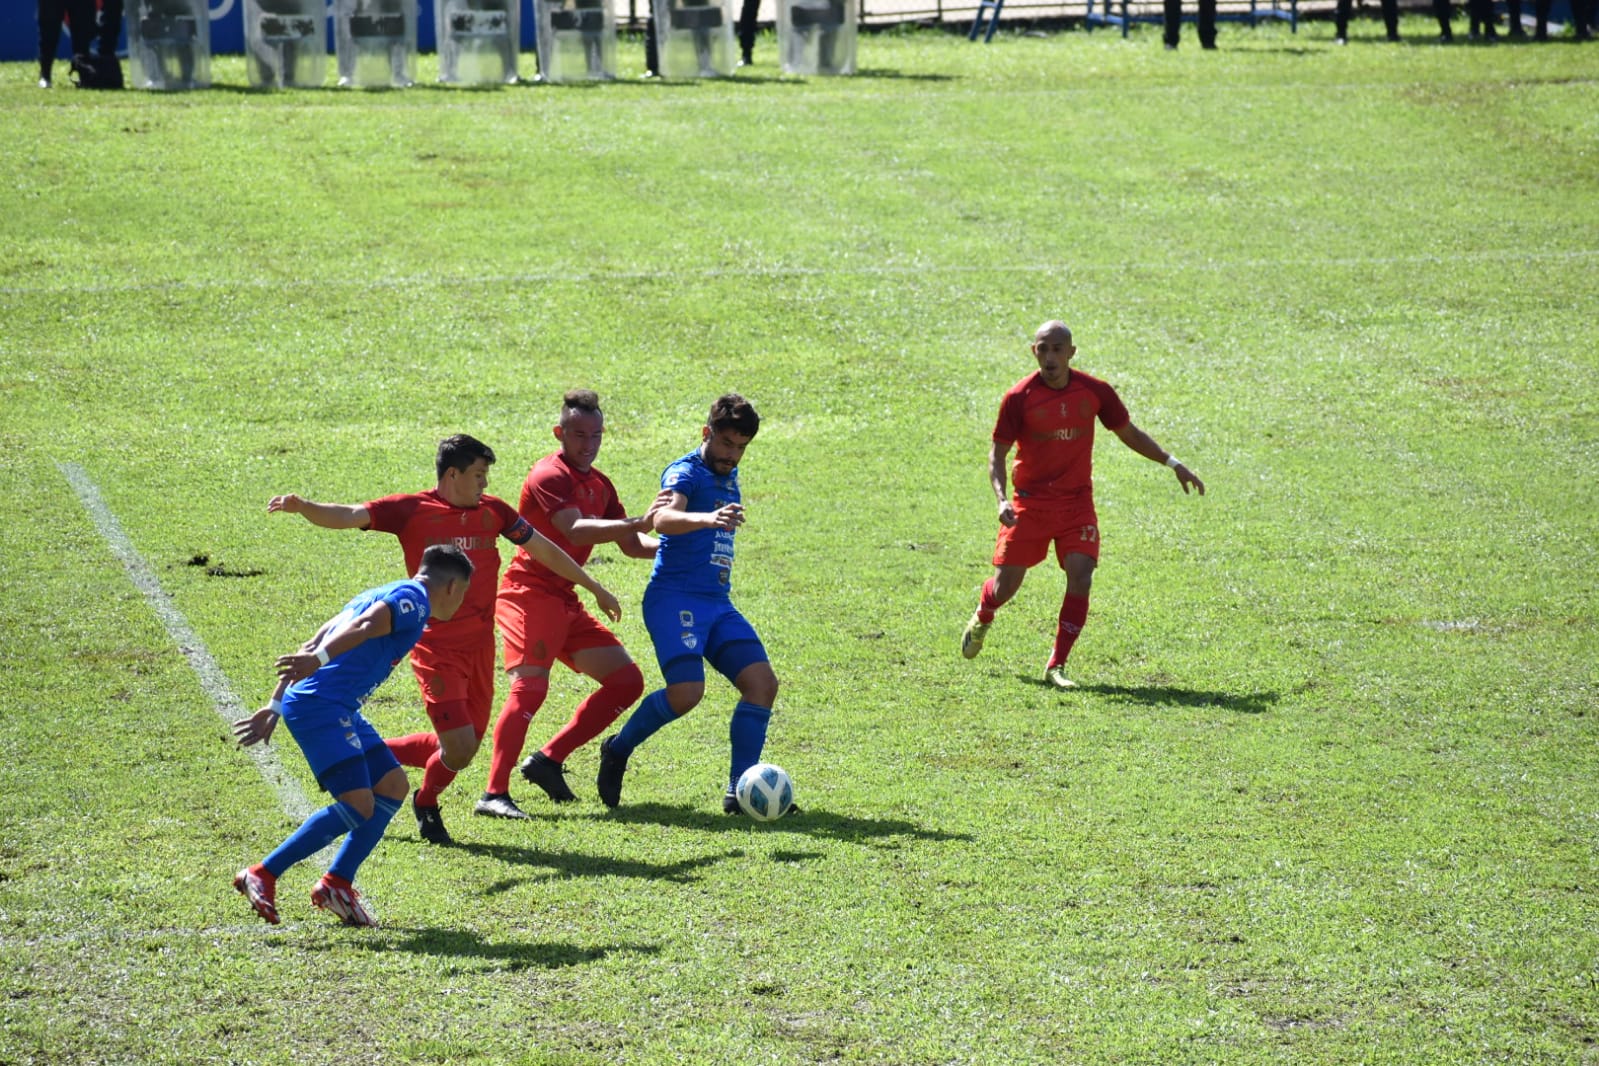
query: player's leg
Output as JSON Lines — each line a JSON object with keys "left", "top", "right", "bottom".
{"left": 237, "top": 706, "right": 374, "bottom": 924}
{"left": 707, "top": 609, "right": 776, "bottom": 812}
{"left": 317, "top": 746, "right": 408, "bottom": 928}
{"left": 597, "top": 591, "right": 708, "bottom": 808}
{"left": 1046, "top": 551, "right": 1098, "bottom": 690}
{"left": 411, "top": 643, "right": 493, "bottom": 843}
{"left": 527, "top": 641, "right": 644, "bottom": 804}
{"left": 480, "top": 587, "right": 562, "bottom": 816}
{"left": 964, "top": 507, "right": 1045, "bottom": 658}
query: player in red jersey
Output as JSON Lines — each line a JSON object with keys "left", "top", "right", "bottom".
{"left": 268, "top": 434, "right": 621, "bottom": 844}
{"left": 476, "top": 390, "right": 665, "bottom": 819}
{"left": 961, "top": 321, "right": 1205, "bottom": 689}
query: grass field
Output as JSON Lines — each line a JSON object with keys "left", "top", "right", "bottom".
{"left": 3, "top": 20, "right": 1598, "bottom": 1065}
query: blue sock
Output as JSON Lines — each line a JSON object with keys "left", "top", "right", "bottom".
{"left": 327, "top": 795, "right": 402, "bottom": 884}
{"left": 262, "top": 800, "right": 364, "bottom": 878}
{"left": 609, "top": 689, "right": 677, "bottom": 758}
{"left": 728, "top": 701, "right": 772, "bottom": 790}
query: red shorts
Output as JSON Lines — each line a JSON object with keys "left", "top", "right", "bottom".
{"left": 993, "top": 495, "right": 1101, "bottom": 569}
{"left": 409, "top": 637, "right": 497, "bottom": 736}
{"left": 496, "top": 583, "right": 623, "bottom": 672}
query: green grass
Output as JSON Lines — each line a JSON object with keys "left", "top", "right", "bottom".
{"left": 3, "top": 22, "right": 1598, "bottom": 1065}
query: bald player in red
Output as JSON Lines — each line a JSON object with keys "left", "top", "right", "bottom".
{"left": 476, "top": 390, "right": 663, "bottom": 818}
{"left": 961, "top": 320, "right": 1205, "bottom": 689}
{"left": 268, "top": 433, "right": 621, "bottom": 844}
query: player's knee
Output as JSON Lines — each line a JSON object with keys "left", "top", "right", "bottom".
{"left": 338, "top": 793, "right": 377, "bottom": 822}
{"left": 665, "top": 683, "right": 704, "bottom": 715}
{"left": 739, "top": 668, "right": 779, "bottom": 707}
{"left": 375, "top": 768, "right": 410, "bottom": 803}
{"left": 439, "top": 733, "right": 480, "bottom": 771}
{"left": 604, "top": 662, "right": 646, "bottom": 706}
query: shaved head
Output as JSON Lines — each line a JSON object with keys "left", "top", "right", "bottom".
{"left": 1035, "top": 320, "right": 1073, "bottom": 345}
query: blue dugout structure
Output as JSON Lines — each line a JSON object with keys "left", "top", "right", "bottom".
{"left": 4, "top": 0, "right": 544, "bottom": 63}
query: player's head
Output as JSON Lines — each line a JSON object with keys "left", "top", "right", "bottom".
{"left": 417, "top": 544, "right": 475, "bottom": 621}
{"left": 554, "top": 389, "right": 605, "bottom": 473}
{"left": 701, "top": 393, "right": 759, "bottom": 476}
{"left": 435, "top": 434, "right": 495, "bottom": 507}
{"left": 1031, "top": 321, "right": 1077, "bottom": 389}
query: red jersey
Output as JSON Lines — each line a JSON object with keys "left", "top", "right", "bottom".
{"left": 992, "top": 369, "right": 1130, "bottom": 501}
{"left": 501, "top": 452, "right": 626, "bottom": 599}
{"left": 364, "top": 489, "right": 531, "bottom": 648}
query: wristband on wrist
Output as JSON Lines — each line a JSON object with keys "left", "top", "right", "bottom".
{"left": 315, "top": 646, "right": 331, "bottom": 666}
{"left": 1165, "top": 455, "right": 1183, "bottom": 469}
{"left": 268, "top": 698, "right": 283, "bottom": 714}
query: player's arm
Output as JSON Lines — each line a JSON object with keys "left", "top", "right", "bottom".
{"left": 266, "top": 494, "right": 371, "bottom": 529}
{"left": 512, "top": 526, "right": 623, "bottom": 622}
{"left": 549, "top": 506, "right": 659, "bottom": 551}
{"left": 988, "top": 440, "right": 1018, "bottom": 528}
{"left": 231, "top": 603, "right": 394, "bottom": 747}
{"left": 1112, "top": 422, "right": 1205, "bottom": 496}
{"left": 651, "top": 491, "right": 744, "bottom": 534}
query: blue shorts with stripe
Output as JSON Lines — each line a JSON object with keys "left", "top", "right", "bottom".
{"left": 641, "top": 585, "right": 768, "bottom": 687}
{"left": 281, "top": 693, "right": 401, "bottom": 795}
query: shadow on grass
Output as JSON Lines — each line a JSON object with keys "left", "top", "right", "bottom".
{"left": 596, "top": 802, "right": 976, "bottom": 844}
{"left": 1061, "top": 681, "right": 1279, "bottom": 714}
{"left": 442, "top": 839, "right": 742, "bottom": 883}
{"left": 360, "top": 929, "right": 659, "bottom": 971}
{"left": 850, "top": 67, "right": 958, "bottom": 81}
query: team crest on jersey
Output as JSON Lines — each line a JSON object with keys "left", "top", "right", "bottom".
{"left": 481, "top": 510, "right": 495, "bottom": 529}
{"left": 341, "top": 716, "right": 361, "bottom": 750}
{"left": 1081, "top": 399, "right": 1094, "bottom": 416}
{"left": 681, "top": 631, "right": 698, "bottom": 650}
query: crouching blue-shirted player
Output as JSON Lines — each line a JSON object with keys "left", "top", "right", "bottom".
{"left": 596, "top": 394, "right": 781, "bottom": 815}
{"left": 231, "top": 544, "right": 474, "bottom": 927}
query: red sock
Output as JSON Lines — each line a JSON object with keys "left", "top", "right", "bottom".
{"left": 416, "top": 751, "right": 458, "bottom": 808}
{"left": 1048, "top": 594, "right": 1090, "bottom": 670}
{"left": 386, "top": 732, "right": 438, "bottom": 769}
{"left": 486, "top": 674, "right": 549, "bottom": 795}
{"left": 977, "top": 577, "right": 1003, "bottom": 625}
{"left": 544, "top": 663, "right": 645, "bottom": 764}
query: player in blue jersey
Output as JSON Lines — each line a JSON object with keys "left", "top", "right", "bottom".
{"left": 596, "top": 394, "right": 781, "bottom": 815}
{"left": 230, "top": 544, "right": 474, "bottom": 928}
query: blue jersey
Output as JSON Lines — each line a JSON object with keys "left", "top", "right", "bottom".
{"left": 287, "top": 579, "right": 429, "bottom": 711}
{"left": 649, "top": 449, "right": 740, "bottom": 598}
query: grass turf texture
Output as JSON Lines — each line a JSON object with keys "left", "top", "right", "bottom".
{"left": 3, "top": 21, "right": 1598, "bottom": 1065}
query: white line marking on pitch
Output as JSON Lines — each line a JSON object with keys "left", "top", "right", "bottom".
{"left": 58, "top": 462, "right": 319, "bottom": 827}
{"left": 4, "top": 247, "right": 1596, "bottom": 298}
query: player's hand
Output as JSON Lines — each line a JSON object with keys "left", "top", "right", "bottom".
{"left": 997, "top": 500, "right": 1018, "bottom": 528}
{"left": 592, "top": 586, "right": 623, "bottom": 623}
{"left": 267, "top": 494, "right": 306, "bottom": 514}
{"left": 710, "top": 502, "right": 745, "bottom": 530}
{"left": 275, "top": 651, "right": 322, "bottom": 682}
{"left": 233, "top": 707, "right": 280, "bottom": 748}
{"left": 1173, "top": 465, "right": 1205, "bottom": 496}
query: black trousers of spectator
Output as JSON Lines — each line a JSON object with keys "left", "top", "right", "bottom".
{"left": 38, "top": 0, "right": 95, "bottom": 78}
{"left": 737, "top": 0, "right": 759, "bottom": 61}
{"left": 1334, "top": 0, "right": 1399, "bottom": 38}
{"left": 1163, "top": 0, "right": 1216, "bottom": 47}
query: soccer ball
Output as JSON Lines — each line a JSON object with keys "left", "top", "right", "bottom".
{"left": 735, "top": 762, "right": 794, "bottom": 822}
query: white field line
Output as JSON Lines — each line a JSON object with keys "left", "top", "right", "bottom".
{"left": 4, "top": 247, "right": 1598, "bottom": 299}
{"left": 57, "top": 462, "right": 321, "bottom": 829}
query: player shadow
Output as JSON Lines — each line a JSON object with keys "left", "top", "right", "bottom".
{"left": 358, "top": 929, "right": 660, "bottom": 971}
{"left": 445, "top": 839, "right": 740, "bottom": 883}
{"left": 596, "top": 802, "right": 976, "bottom": 845}
{"left": 1050, "top": 681, "right": 1280, "bottom": 714}
{"left": 849, "top": 68, "right": 958, "bottom": 81}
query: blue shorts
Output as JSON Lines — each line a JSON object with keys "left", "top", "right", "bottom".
{"left": 281, "top": 693, "right": 401, "bottom": 795}
{"left": 642, "top": 586, "right": 769, "bottom": 687}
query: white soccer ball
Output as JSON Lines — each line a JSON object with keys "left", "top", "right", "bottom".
{"left": 735, "top": 762, "right": 795, "bottom": 822}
